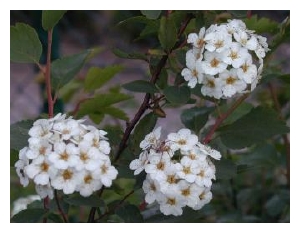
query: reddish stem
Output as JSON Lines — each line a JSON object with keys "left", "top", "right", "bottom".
{"left": 202, "top": 94, "right": 249, "bottom": 145}
{"left": 45, "top": 29, "right": 54, "bottom": 118}
{"left": 54, "top": 190, "right": 68, "bottom": 222}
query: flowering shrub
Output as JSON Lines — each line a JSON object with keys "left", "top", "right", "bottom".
{"left": 10, "top": 10, "right": 289, "bottom": 223}
{"left": 182, "top": 19, "right": 269, "bottom": 98}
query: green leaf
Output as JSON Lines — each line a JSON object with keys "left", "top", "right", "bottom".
{"left": 181, "top": 107, "right": 213, "bottom": 133}
{"left": 115, "top": 204, "right": 143, "bottom": 222}
{"left": 11, "top": 208, "right": 48, "bottom": 223}
{"left": 222, "top": 102, "right": 254, "bottom": 125}
{"left": 102, "top": 106, "right": 129, "bottom": 121}
{"left": 156, "top": 68, "right": 168, "bottom": 89}
{"left": 219, "top": 107, "right": 289, "bottom": 149}
{"left": 47, "top": 213, "right": 63, "bottom": 223}
{"left": 215, "top": 159, "right": 237, "bottom": 179}
{"left": 138, "top": 20, "right": 160, "bottom": 39}
{"left": 141, "top": 10, "right": 161, "bottom": 19}
{"left": 10, "top": 23, "right": 42, "bottom": 63}
{"left": 158, "top": 16, "right": 177, "bottom": 51}
{"left": 10, "top": 149, "right": 19, "bottom": 167}
{"left": 10, "top": 120, "right": 34, "bottom": 150}
{"left": 131, "top": 112, "right": 157, "bottom": 149}
{"left": 265, "top": 190, "right": 289, "bottom": 217}
{"left": 123, "top": 80, "right": 158, "bottom": 94}
{"left": 228, "top": 10, "right": 248, "bottom": 18}
{"left": 42, "top": 10, "right": 67, "bottom": 30}
{"left": 51, "top": 49, "right": 92, "bottom": 90}
{"left": 112, "top": 48, "right": 148, "bottom": 61}
{"left": 244, "top": 15, "right": 278, "bottom": 34}
{"left": 64, "top": 195, "right": 105, "bottom": 207}
{"left": 84, "top": 65, "right": 123, "bottom": 91}
{"left": 163, "top": 86, "right": 190, "bottom": 104}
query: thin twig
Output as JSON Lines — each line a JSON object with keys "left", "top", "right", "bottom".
{"left": 45, "top": 29, "right": 54, "bottom": 118}
{"left": 54, "top": 190, "right": 68, "bottom": 223}
{"left": 202, "top": 94, "right": 249, "bottom": 144}
{"left": 87, "top": 187, "right": 104, "bottom": 223}
{"left": 95, "top": 190, "right": 135, "bottom": 222}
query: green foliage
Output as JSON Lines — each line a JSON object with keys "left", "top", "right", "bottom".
{"left": 11, "top": 208, "right": 48, "bottom": 223}
{"left": 10, "top": 23, "right": 42, "bottom": 63}
{"left": 10, "top": 120, "right": 34, "bottom": 151}
{"left": 112, "top": 48, "right": 148, "bottom": 61}
{"left": 123, "top": 80, "right": 158, "bottom": 94}
{"left": 84, "top": 65, "right": 123, "bottom": 91}
{"left": 158, "top": 16, "right": 177, "bottom": 52}
{"left": 141, "top": 10, "right": 161, "bottom": 20}
{"left": 42, "top": 10, "right": 67, "bottom": 30}
{"left": 181, "top": 107, "right": 213, "bottom": 133}
{"left": 244, "top": 15, "right": 278, "bottom": 34}
{"left": 77, "top": 92, "right": 131, "bottom": 124}
{"left": 51, "top": 49, "right": 93, "bottom": 91}
{"left": 219, "top": 107, "right": 289, "bottom": 149}
{"left": 215, "top": 159, "right": 237, "bottom": 179}
{"left": 163, "top": 86, "right": 191, "bottom": 104}
{"left": 64, "top": 195, "right": 105, "bottom": 207}
{"left": 115, "top": 204, "right": 144, "bottom": 222}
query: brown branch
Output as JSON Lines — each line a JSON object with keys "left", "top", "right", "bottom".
{"left": 202, "top": 94, "right": 249, "bottom": 145}
{"left": 95, "top": 190, "right": 135, "bottom": 222}
{"left": 54, "top": 190, "right": 68, "bottom": 222}
{"left": 45, "top": 29, "right": 54, "bottom": 118}
{"left": 87, "top": 187, "right": 104, "bottom": 223}
{"left": 114, "top": 14, "right": 194, "bottom": 163}
{"left": 268, "top": 83, "right": 290, "bottom": 186}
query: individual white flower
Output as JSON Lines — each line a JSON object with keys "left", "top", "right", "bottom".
{"left": 226, "top": 19, "right": 246, "bottom": 34}
{"left": 182, "top": 147, "right": 207, "bottom": 162}
{"left": 92, "top": 159, "right": 118, "bottom": 187}
{"left": 129, "top": 151, "right": 149, "bottom": 175}
{"left": 28, "top": 119, "right": 53, "bottom": 140}
{"left": 167, "top": 128, "right": 198, "bottom": 152}
{"left": 159, "top": 166, "right": 180, "bottom": 193}
{"left": 187, "top": 27, "right": 206, "bottom": 50}
{"left": 140, "top": 126, "right": 161, "bottom": 150}
{"left": 194, "top": 160, "right": 216, "bottom": 187}
{"left": 75, "top": 142, "right": 105, "bottom": 171}
{"left": 15, "top": 147, "right": 30, "bottom": 187}
{"left": 197, "top": 143, "right": 222, "bottom": 160}
{"left": 175, "top": 156, "right": 200, "bottom": 183}
{"left": 193, "top": 188, "right": 213, "bottom": 210}
{"left": 181, "top": 50, "right": 204, "bottom": 88}
{"left": 201, "top": 75, "right": 223, "bottom": 99}
{"left": 219, "top": 68, "right": 247, "bottom": 98}
{"left": 48, "top": 142, "right": 79, "bottom": 169}
{"left": 25, "top": 158, "right": 57, "bottom": 185}
{"left": 35, "top": 184, "right": 54, "bottom": 199}
{"left": 201, "top": 51, "right": 228, "bottom": 75}
{"left": 145, "top": 153, "right": 171, "bottom": 181}
{"left": 222, "top": 42, "right": 249, "bottom": 68}
{"left": 204, "top": 31, "right": 232, "bottom": 53}
{"left": 83, "top": 130, "right": 110, "bottom": 154}
{"left": 51, "top": 168, "right": 80, "bottom": 194}
{"left": 26, "top": 139, "right": 52, "bottom": 160}
{"left": 142, "top": 175, "right": 162, "bottom": 204}
{"left": 77, "top": 170, "right": 103, "bottom": 197}
{"left": 157, "top": 192, "right": 186, "bottom": 216}
{"left": 234, "top": 30, "right": 258, "bottom": 51}
{"left": 178, "top": 180, "right": 203, "bottom": 208}
{"left": 237, "top": 55, "right": 257, "bottom": 84}
{"left": 53, "top": 119, "right": 80, "bottom": 141}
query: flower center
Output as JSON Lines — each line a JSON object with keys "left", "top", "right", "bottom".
{"left": 214, "top": 40, "right": 224, "bottom": 49}
{"left": 178, "top": 139, "right": 186, "bottom": 145}
{"left": 60, "top": 152, "right": 69, "bottom": 161}
{"left": 84, "top": 175, "right": 93, "bottom": 184}
{"left": 226, "top": 76, "right": 236, "bottom": 85}
{"left": 198, "top": 170, "right": 205, "bottom": 177}
{"left": 101, "top": 164, "right": 108, "bottom": 174}
{"left": 192, "top": 69, "right": 198, "bottom": 78}
{"left": 62, "top": 169, "right": 73, "bottom": 180}
{"left": 181, "top": 188, "right": 190, "bottom": 196}
{"left": 93, "top": 138, "right": 99, "bottom": 147}
{"left": 189, "top": 153, "right": 196, "bottom": 160}
{"left": 197, "top": 39, "right": 205, "bottom": 49}
{"left": 199, "top": 192, "right": 206, "bottom": 200}
{"left": 242, "top": 63, "right": 249, "bottom": 73}
{"left": 40, "top": 162, "right": 49, "bottom": 172}
{"left": 80, "top": 152, "right": 89, "bottom": 161}
{"left": 210, "top": 58, "right": 220, "bottom": 68}
{"left": 62, "top": 129, "right": 70, "bottom": 135}
{"left": 150, "top": 183, "right": 156, "bottom": 191}
{"left": 183, "top": 166, "right": 191, "bottom": 174}
{"left": 230, "top": 51, "right": 238, "bottom": 60}
{"left": 167, "top": 175, "right": 177, "bottom": 184}
{"left": 156, "top": 161, "right": 165, "bottom": 170}
{"left": 39, "top": 147, "right": 46, "bottom": 155}
{"left": 207, "top": 79, "right": 215, "bottom": 88}
{"left": 167, "top": 198, "right": 176, "bottom": 205}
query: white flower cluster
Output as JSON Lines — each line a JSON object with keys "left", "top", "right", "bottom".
{"left": 181, "top": 19, "right": 269, "bottom": 99}
{"left": 129, "top": 127, "right": 221, "bottom": 216}
{"left": 15, "top": 113, "right": 118, "bottom": 199}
